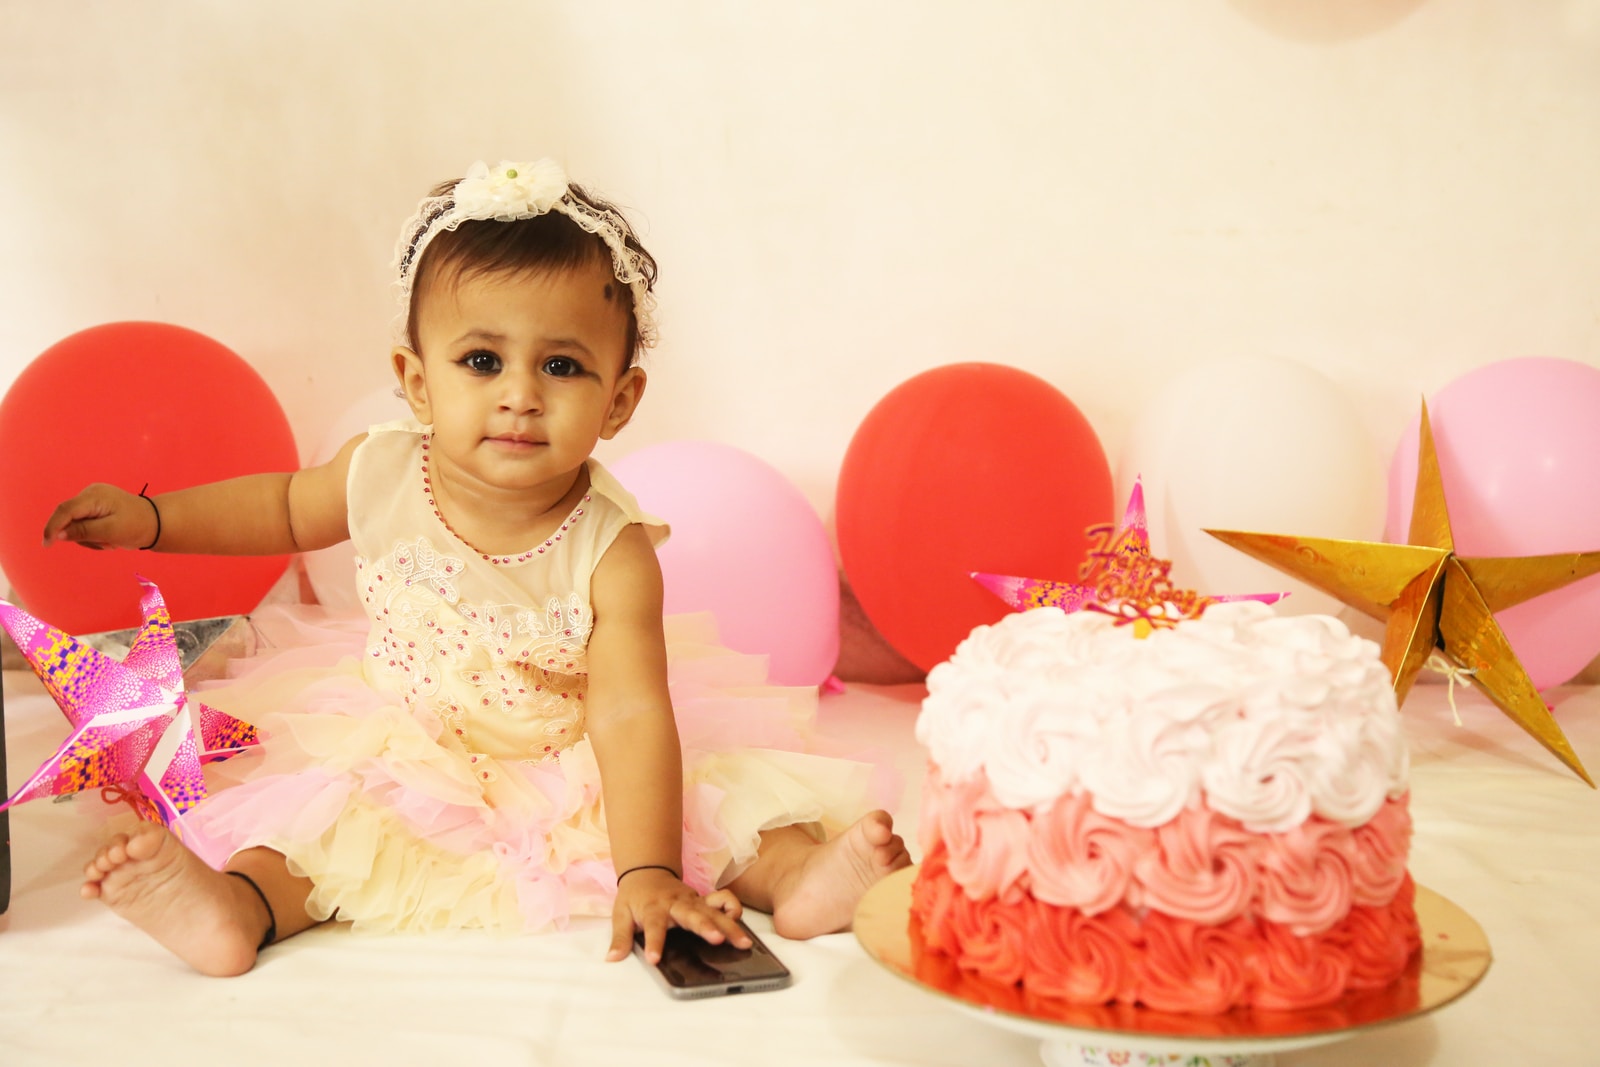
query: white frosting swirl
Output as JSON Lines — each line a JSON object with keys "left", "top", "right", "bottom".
{"left": 916, "top": 602, "right": 1407, "bottom": 832}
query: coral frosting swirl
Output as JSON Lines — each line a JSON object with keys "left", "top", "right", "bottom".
{"left": 913, "top": 840, "right": 1420, "bottom": 1014}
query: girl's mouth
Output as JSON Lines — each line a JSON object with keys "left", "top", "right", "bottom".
{"left": 486, "top": 435, "right": 544, "bottom": 449}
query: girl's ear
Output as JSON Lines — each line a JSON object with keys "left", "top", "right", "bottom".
{"left": 600, "top": 367, "right": 647, "bottom": 440}
{"left": 392, "top": 346, "right": 432, "bottom": 424}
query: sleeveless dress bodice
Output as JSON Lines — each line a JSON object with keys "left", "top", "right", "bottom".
{"left": 347, "top": 420, "right": 665, "bottom": 764}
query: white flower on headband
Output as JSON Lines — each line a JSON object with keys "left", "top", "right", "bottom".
{"left": 453, "top": 159, "right": 569, "bottom": 220}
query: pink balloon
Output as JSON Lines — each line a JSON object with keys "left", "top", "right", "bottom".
{"left": 608, "top": 441, "right": 839, "bottom": 687}
{"left": 1387, "top": 357, "right": 1600, "bottom": 689}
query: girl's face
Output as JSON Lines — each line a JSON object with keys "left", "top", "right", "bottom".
{"left": 393, "top": 256, "right": 645, "bottom": 505}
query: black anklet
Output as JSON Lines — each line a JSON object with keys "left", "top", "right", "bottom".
{"left": 227, "top": 870, "right": 277, "bottom": 951}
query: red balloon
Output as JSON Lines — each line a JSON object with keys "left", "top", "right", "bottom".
{"left": 837, "top": 363, "right": 1113, "bottom": 672}
{"left": 0, "top": 322, "right": 299, "bottom": 633}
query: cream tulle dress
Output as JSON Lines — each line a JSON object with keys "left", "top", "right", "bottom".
{"left": 185, "top": 420, "right": 877, "bottom": 934}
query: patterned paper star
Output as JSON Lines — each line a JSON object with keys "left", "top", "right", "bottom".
{"left": 1207, "top": 402, "right": 1600, "bottom": 786}
{"left": 973, "top": 478, "right": 1289, "bottom": 614}
{"left": 0, "top": 577, "right": 258, "bottom": 835}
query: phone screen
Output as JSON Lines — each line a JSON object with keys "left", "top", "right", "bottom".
{"left": 635, "top": 920, "right": 793, "bottom": 998}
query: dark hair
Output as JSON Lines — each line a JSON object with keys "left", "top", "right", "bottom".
{"left": 403, "top": 180, "right": 657, "bottom": 369}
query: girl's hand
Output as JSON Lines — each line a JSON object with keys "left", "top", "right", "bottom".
{"left": 606, "top": 868, "right": 752, "bottom": 964}
{"left": 42, "top": 484, "right": 158, "bottom": 550}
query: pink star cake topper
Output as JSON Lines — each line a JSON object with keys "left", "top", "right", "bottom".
{"left": 973, "top": 478, "right": 1289, "bottom": 618}
{"left": 0, "top": 577, "right": 257, "bottom": 837}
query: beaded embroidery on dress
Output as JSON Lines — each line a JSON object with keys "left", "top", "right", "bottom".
{"left": 182, "top": 420, "right": 876, "bottom": 934}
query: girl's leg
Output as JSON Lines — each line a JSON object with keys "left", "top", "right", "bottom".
{"left": 82, "top": 825, "right": 319, "bottom": 977}
{"left": 726, "top": 810, "right": 911, "bottom": 940}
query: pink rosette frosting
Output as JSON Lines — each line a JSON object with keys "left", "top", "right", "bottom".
{"left": 1348, "top": 795, "right": 1412, "bottom": 906}
{"left": 1303, "top": 711, "right": 1410, "bottom": 826}
{"left": 1132, "top": 806, "right": 1260, "bottom": 925}
{"left": 1135, "top": 911, "right": 1255, "bottom": 1014}
{"left": 912, "top": 598, "right": 1419, "bottom": 1015}
{"left": 1251, "top": 920, "right": 1354, "bottom": 1011}
{"left": 947, "top": 885, "right": 1032, "bottom": 987}
{"left": 910, "top": 846, "right": 966, "bottom": 957}
{"left": 1389, "top": 874, "right": 1422, "bottom": 949}
{"left": 1199, "top": 710, "right": 1320, "bottom": 832}
{"left": 1328, "top": 876, "right": 1420, "bottom": 990}
{"left": 1023, "top": 898, "right": 1143, "bottom": 1005}
{"left": 912, "top": 858, "right": 1420, "bottom": 1013}
{"left": 929, "top": 767, "right": 1031, "bottom": 903}
{"left": 917, "top": 603, "right": 1408, "bottom": 835}
{"left": 1027, "top": 790, "right": 1149, "bottom": 915}
{"left": 916, "top": 760, "right": 947, "bottom": 856}
{"left": 1255, "top": 816, "right": 1356, "bottom": 935}
{"left": 1077, "top": 703, "right": 1207, "bottom": 828}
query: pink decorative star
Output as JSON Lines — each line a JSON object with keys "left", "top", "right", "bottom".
{"left": 0, "top": 577, "right": 256, "bottom": 837}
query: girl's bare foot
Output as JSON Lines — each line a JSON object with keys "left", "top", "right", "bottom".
{"left": 81, "top": 824, "right": 271, "bottom": 977}
{"left": 768, "top": 810, "right": 911, "bottom": 939}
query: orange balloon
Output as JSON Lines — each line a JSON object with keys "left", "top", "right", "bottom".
{"left": 0, "top": 322, "right": 299, "bottom": 633}
{"left": 836, "top": 363, "right": 1113, "bottom": 671}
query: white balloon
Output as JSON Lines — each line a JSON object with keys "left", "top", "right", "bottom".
{"left": 301, "top": 384, "right": 414, "bottom": 613}
{"left": 1118, "top": 357, "right": 1384, "bottom": 617}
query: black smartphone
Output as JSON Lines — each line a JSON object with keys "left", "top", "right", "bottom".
{"left": 633, "top": 918, "right": 793, "bottom": 999}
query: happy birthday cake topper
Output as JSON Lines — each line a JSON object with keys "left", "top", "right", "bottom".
{"left": 1073, "top": 522, "right": 1213, "bottom": 634}
{"left": 973, "top": 478, "right": 1287, "bottom": 634}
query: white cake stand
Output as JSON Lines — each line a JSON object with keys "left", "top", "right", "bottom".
{"left": 854, "top": 867, "right": 1491, "bottom": 1067}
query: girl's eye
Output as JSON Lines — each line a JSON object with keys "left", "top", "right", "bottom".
{"left": 463, "top": 351, "right": 501, "bottom": 374}
{"left": 543, "top": 356, "right": 582, "bottom": 378}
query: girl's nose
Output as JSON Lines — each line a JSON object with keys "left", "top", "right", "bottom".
{"left": 499, "top": 365, "right": 542, "bottom": 413}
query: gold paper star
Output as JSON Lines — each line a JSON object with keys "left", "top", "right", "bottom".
{"left": 1206, "top": 402, "right": 1600, "bottom": 786}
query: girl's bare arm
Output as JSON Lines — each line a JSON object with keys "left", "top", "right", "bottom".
{"left": 584, "top": 523, "right": 749, "bottom": 963}
{"left": 42, "top": 434, "right": 366, "bottom": 555}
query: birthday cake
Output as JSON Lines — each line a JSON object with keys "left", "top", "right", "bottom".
{"left": 910, "top": 600, "right": 1421, "bottom": 1014}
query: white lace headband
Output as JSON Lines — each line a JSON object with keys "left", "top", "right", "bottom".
{"left": 392, "top": 158, "right": 658, "bottom": 350}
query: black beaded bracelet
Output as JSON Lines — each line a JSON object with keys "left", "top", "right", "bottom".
{"left": 137, "top": 483, "right": 161, "bottom": 551}
{"left": 616, "top": 864, "right": 681, "bottom": 884}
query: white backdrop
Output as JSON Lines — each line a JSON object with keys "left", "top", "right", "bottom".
{"left": 3, "top": 0, "right": 1599, "bottom": 600}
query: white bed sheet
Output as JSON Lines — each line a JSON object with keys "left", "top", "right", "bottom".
{"left": 3, "top": 669, "right": 1598, "bottom": 1066}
